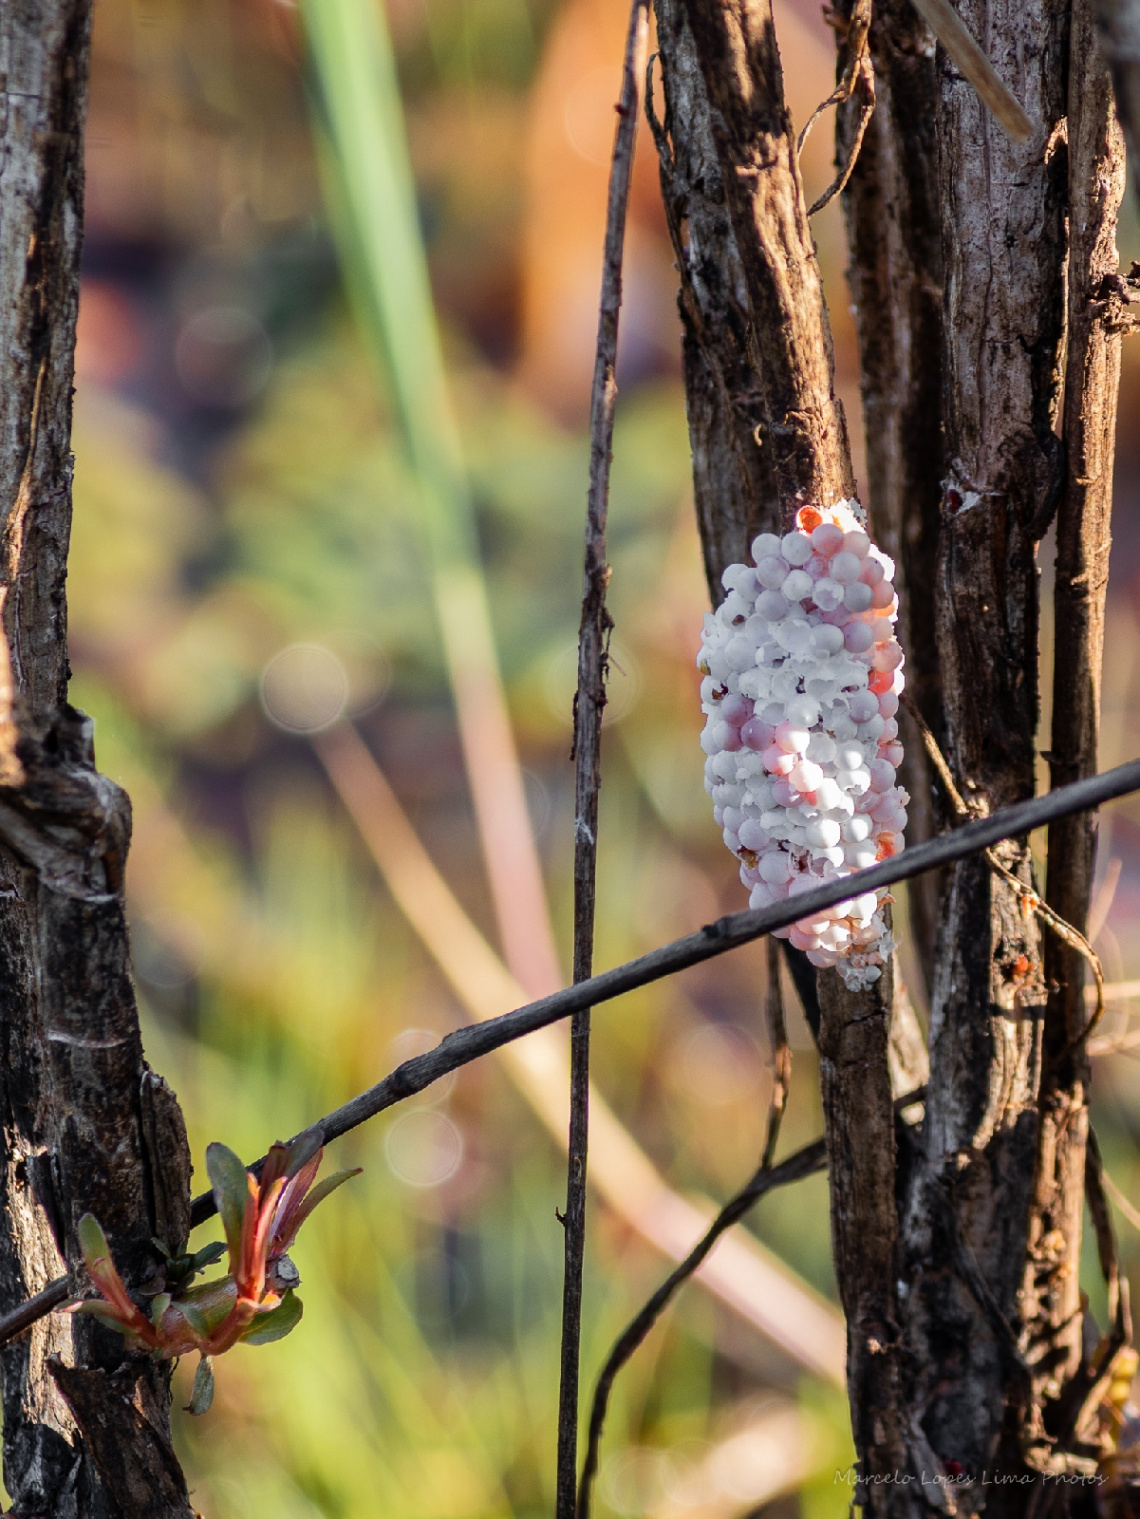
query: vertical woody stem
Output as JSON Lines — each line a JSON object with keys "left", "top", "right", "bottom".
{"left": 557, "top": 4, "right": 649, "bottom": 1515}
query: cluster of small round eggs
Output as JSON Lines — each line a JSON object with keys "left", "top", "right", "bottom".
{"left": 698, "top": 501, "right": 906, "bottom": 989}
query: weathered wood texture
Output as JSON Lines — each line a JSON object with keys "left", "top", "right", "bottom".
{"left": 838, "top": 0, "right": 945, "bottom": 997}
{"left": 653, "top": 1, "right": 915, "bottom": 1506}
{"left": 896, "top": 0, "right": 1070, "bottom": 1495}
{"left": 1030, "top": 0, "right": 1125, "bottom": 1452}
{"left": 0, "top": 5, "right": 193, "bottom": 1514}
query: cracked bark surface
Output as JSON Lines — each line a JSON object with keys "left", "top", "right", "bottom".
{"left": 0, "top": 5, "right": 193, "bottom": 1514}
{"left": 896, "top": 0, "right": 1070, "bottom": 1497}
{"left": 652, "top": 0, "right": 923, "bottom": 1503}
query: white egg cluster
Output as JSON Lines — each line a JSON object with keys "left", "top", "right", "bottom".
{"left": 698, "top": 502, "right": 906, "bottom": 990}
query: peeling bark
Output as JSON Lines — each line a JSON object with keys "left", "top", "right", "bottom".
{"left": 0, "top": 5, "right": 192, "bottom": 1514}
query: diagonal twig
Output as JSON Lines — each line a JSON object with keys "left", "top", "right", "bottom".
{"left": 576, "top": 1084, "right": 927, "bottom": 1519}
{"left": 558, "top": 3, "right": 650, "bottom": 1514}
{"left": 799, "top": 0, "right": 876, "bottom": 216}
{"left": 908, "top": 0, "right": 1034, "bottom": 141}
{"left": 2, "top": 758, "right": 1139, "bottom": 1353}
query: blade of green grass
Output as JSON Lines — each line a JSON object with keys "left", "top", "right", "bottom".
{"left": 298, "top": 0, "right": 563, "bottom": 1000}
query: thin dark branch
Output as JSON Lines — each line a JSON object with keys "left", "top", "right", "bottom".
{"left": 4, "top": 760, "right": 1140, "bottom": 1351}
{"left": 192, "top": 756, "right": 1139, "bottom": 1217}
{"left": 558, "top": 4, "right": 649, "bottom": 1516}
{"left": 575, "top": 1084, "right": 927, "bottom": 1519}
{"left": 576, "top": 1139, "right": 829, "bottom": 1519}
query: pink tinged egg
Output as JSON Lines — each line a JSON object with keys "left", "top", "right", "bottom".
{"left": 842, "top": 530, "right": 871, "bottom": 558}
{"left": 806, "top": 554, "right": 830, "bottom": 577}
{"left": 791, "top": 759, "right": 823, "bottom": 792}
{"left": 858, "top": 557, "right": 885, "bottom": 587}
{"left": 872, "top": 639, "right": 904, "bottom": 672}
{"left": 781, "top": 531, "right": 813, "bottom": 566}
{"left": 811, "top": 623, "right": 845, "bottom": 655}
{"left": 870, "top": 617, "right": 894, "bottom": 643}
{"left": 775, "top": 720, "right": 810, "bottom": 753}
{"left": 738, "top": 819, "right": 769, "bottom": 851}
{"left": 869, "top": 758, "right": 897, "bottom": 792}
{"left": 869, "top": 668, "right": 894, "bottom": 694}
{"left": 844, "top": 581, "right": 874, "bottom": 613}
{"left": 842, "top": 814, "right": 873, "bottom": 843}
{"left": 847, "top": 689, "right": 879, "bottom": 722}
{"left": 830, "top": 550, "right": 863, "bottom": 585}
{"left": 771, "top": 778, "right": 798, "bottom": 806}
{"left": 807, "top": 948, "right": 840, "bottom": 967}
{"left": 789, "top": 927, "right": 820, "bottom": 952}
{"left": 751, "top": 532, "right": 781, "bottom": 561}
{"left": 759, "top": 850, "right": 793, "bottom": 885}
{"left": 756, "top": 555, "right": 789, "bottom": 588}
{"left": 720, "top": 694, "right": 752, "bottom": 726}
{"left": 805, "top": 818, "right": 841, "bottom": 848}
{"left": 881, "top": 717, "right": 899, "bottom": 740}
{"left": 811, "top": 523, "right": 845, "bottom": 556}
{"left": 763, "top": 744, "right": 796, "bottom": 775}
{"left": 724, "top": 636, "right": 755, "bottom": 671}
{"left": 784, "top": 695, "right": 820, "bottom": 728}
{"left": 813, "top": 777, "right": 843, "bottom": 811}
{"left": 781, "top": 569, "right": 813, "bottom": 601}
{"left": 821, "top": 605, "right": 854, "bottom": 627}
{"left": 756, "top": 590, "right": 789, "bottom": 621}
{"left": 879, "top": 742, "right": 904, "bottom": 767}
{"left": 878, "top": 690, "right": 899, "bottom": 718}
{"left": 856, "top": 789, "right": 881, "bottom": 814}
{"left": 741, "top": 717, "right": 775, "bottom": 751}
{"left": 871, "top": 580, "right": 896, "bottom": 610}
{"left": 812, "top": 578, "right": 845, "bottom": 611}
{"left": 844, "top": 621, "right": 874, "bottom": 653}
{"left": 799, "top": 912, "right": 833, "bottom": 935}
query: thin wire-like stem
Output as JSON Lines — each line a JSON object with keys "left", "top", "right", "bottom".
{"left": 575, "top": 1083, "right": 928, "bottom": 1519}
{"left": 4, "top": 759, "right": 1140, "bottom": 1351}
{"left": 186, "top": 755, "right": 1136, "bottom": 1222}
{"left": 558, "top": 6, "right": 649, "bottom": 1512}
{"left": 576, "top": 1140, "right": 829, "bottom": 1519}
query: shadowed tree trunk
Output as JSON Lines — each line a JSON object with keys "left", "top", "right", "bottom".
{"left": 0, "top": 5, "right": 193, "bottom": 1514}
{"left": 654, "top": 0, "right": 1129, "bottom": 1511}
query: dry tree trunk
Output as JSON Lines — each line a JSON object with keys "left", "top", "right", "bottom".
{"left": 653, "top": 0, "right": 920, "bottom": 1496}
{"left": 656, "top": 0, "right": 1127, "bottom": 1511}
{"left": 0, "top": 6, "right": 193, "bottom": 1515}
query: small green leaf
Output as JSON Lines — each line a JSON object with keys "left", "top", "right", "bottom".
{"left": 75, "top": 1302, "right": 133, "bottom": 1333}
{"left": 190, "top": 1241, "right": 226, "bottom": 1273}
{"left": 241, "top": 1289, "right": 303, "bottom": 1345}
{"left": 151, "top": 1236, "right": 172, "bottom": 1260}
{"left": 78, "top": 1214, "right": 110, "bottom": 1274}
{"left": 175, "top": 1298, "right": 212, "bottom": 1340}
{"left": 206, "top": 1143, "right": 250, "bottom": 1265}
{"left": 186, "top": 1356, "right": 215, "bottom": 1415}
{"left": 150, "top": 1293, "right": 171, "bottom": 1328}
